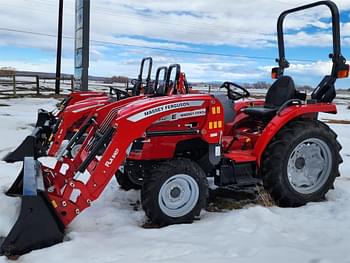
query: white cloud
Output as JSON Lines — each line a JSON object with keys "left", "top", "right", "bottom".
{"left": 0, "top": 0, "right": 349, "bottom": 52}
{"left": 0, "top": 0, "right": 349, "bottom": 87}
{"left": 261, "top": 60, "right": 333, "bottom": 76}
{"left": 285, "top": 31, "right": 334, "bottom": 47}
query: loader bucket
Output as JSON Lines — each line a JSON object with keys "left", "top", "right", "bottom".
{"left": 3, "top": 127, "right": 51, "bottom": 163}
{"left": 6, "top": 167, "right": 24, "bottom": 197}
{"left": 3, "top": 109, "right": 55, "bottom": 163}
{"left": 0, "top": 158, "right": 64, "bottom": 257}
{"left": 3, "top": 132, "right": 37, "bottom": 163}
{"left": 35, "top": 109, "right": 54, "bottom": 128}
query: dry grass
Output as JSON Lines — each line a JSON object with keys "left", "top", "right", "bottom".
{"left": 0, "top": 68, "right": 16, "bottom": 76}
{"left": 207, "top": 197, "right": 253, "bottom": 212}
{"left": 206, "top": 186, "right": 276, "bottom": 212}
{"left": 322, "top": 119, "right": 350, "bottom": 125}
{"left": 256, "top": 186, "right": 275, "bottom": 207}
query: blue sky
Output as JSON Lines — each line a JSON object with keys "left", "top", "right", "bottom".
{"left": 0, "top": 0, "right": 349, "bottom": 88}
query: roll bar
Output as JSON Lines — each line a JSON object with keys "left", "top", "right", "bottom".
{"left": 154, "top": 66, "right": 168, "bottom": 93}
{"left": 138, "top": 57, "right": 153, "bottom": 88}
{"left": 274, "top": 1, "right": 348, "bottom": 79}
{"left": 166, "top": 64, "right": 181, "bottom": 94}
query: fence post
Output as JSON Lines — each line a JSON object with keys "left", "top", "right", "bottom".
{"left": 36, "top": 75, "right": 40, "bottom": 95}
{"left": 71, "top": 75, "right": 74, "bottom": 91}
{"left": 13, "top": 75, "right": 16, "bottom": 97}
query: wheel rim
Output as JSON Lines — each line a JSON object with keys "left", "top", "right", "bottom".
{"left": 158, "top": 174, "right": 199, "bottom": 218}
{"left": 287, "top": 138, "right": 332, "bottom": 194}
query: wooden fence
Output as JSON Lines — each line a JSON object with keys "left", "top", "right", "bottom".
{"left": 0, "top": 72, "right": 74, "bottom": 97}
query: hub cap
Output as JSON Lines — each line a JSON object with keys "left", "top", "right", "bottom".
{"left": 158, "top": 174, "right": 199, "bottom": 218}
{"left": 287, "top": 138, "right": 332, "bottom": 194}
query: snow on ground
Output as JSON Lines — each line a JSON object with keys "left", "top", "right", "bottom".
{"left": 0, "top": 98, "right": 349, "bottom": 263}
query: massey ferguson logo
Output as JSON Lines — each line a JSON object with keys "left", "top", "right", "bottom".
{"left": 105, "top": 149, "right": 119, "bottom": 168}
{"left": 143, "top": 102, "right": 191, "bottom": 117}
{"left": 127, "top": 100, "right": 204, "bottom": 122}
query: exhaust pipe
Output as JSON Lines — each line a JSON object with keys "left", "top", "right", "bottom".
{"left": 0, "top": 158, "right": 65, "bottom": 257}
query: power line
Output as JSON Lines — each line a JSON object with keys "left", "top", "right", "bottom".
{"left": 0, "top": 27, "right": 318, "bottom": 63}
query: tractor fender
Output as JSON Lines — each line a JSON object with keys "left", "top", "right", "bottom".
{"left": 254, "top": 103, "right": 337, "bottom": 167}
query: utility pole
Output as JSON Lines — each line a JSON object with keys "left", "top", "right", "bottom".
{"left": 74, "top": 0, "right": 90, "bottom": 91}
{"left": 55, "top": 0, "right": 64, "bottom": 95}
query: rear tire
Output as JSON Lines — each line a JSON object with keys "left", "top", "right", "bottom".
{"left": 262, "top": 119, "right": 342, "bottom": 207}
{"left": 141, "top": 158, "right": 208, "bottom": 226}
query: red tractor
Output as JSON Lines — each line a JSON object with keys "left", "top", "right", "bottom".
{"left": 2, "top": 57, "right": 180, "bottom": 162}
{"left": 1, "top": 0, "right": 349, "bottom": 257}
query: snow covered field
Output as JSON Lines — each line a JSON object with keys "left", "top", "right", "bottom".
{"left": 0, "top": 97, "right": 349, "bottom": 263}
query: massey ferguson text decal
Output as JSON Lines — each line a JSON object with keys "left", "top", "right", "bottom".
{"left": 127, "top": 100, "right": 204, "bottom": 122}
{"left": 157, "top": 109, "right": 207, "bottom": 123}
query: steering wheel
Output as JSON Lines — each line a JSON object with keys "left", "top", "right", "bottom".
{"left": 125, "top": 79, "right": 143, "bottom": 96}
{"left": 219, "top": 81, "right": 250, "bottom": 101}
{"left": 109, "top": 87, "right": 130, "bottom": 100}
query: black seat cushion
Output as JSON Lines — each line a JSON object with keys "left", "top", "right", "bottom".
{"left": 243, "top": 76, "right": 296, "bottom": 119}
{"left": 265, "top": 76, "right": 296, "bottom": 107}
{"left": 242, "top": 106, "right": 277, "bottom": 119}
{"left": 213, "top": 93, "right": 236, "bottom": 123}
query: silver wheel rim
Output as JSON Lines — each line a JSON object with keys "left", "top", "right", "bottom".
{"left": 287, "top": 138, "right": 332, "bottom": 194}
{"left": 158, "top": 174, "right": 199, "bottom": 218}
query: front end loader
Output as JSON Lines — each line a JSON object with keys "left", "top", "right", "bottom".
{"left": 2, "top": 57, "right": 154, "bottom": 163}
{"left": 1, "top": 93, "right": 221, "bottom": 256}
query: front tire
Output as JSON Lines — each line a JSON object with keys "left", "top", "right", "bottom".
{"left": 141, "top": 158, "right": 208, "bottom": 226}
{"left": 115, "top": 170, "right": 142, "bottom": 191}
{"left": 262, "top": 119, "right": 342, "bottom": 207}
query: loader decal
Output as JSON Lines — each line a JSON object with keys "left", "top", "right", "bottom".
{"left": 105, "top": 148, "right": 120, "bottom": 168}
{"left": 127, "top": 100, "right": 205, "bottom": 122}
{"left": 157, "top": 109, "right": 207, "bottom": 123}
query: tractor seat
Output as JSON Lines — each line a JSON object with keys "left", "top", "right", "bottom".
{"left": 213, "top": 93, "right": 236, "bottom": 123}
{"left": 242, "top": 106, "right": 278, "bottom": 119}
{"left": 242, "top": 76, "right": 296, "bottom": 119}
{"left": 155, "top": 81, "right": 167, "bottom": 96}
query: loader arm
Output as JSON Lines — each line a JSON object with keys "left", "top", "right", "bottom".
{"left": 48, "top": 96, "right": 142, "bottom": 157}
{"left": 46, "top": 94, "right": 223, "bottom": 225}
{"left": 48, "top": 100, "right": 109, "bottom": 156}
